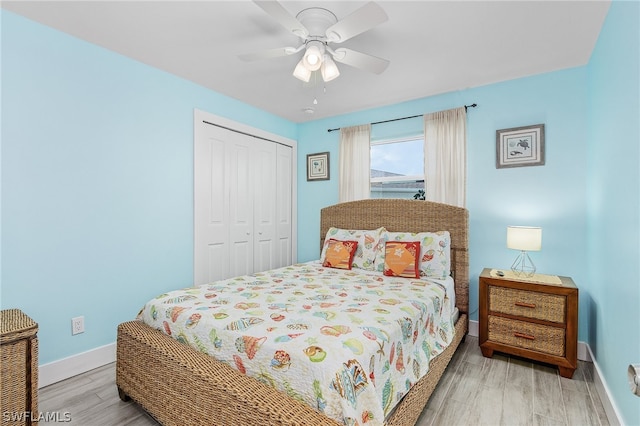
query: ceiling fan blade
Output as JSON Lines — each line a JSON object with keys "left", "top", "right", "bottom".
{"left": 253, "top": 1, "right": 309, "bottom": 39}
{"left": 332, "top": 48, "right": 389, "bottom": 74}
{"left": 238, "top": 46, "right": 299, "bottom": 62}
{"left": 325, "top": 2, "right": 388, "bottom": 43}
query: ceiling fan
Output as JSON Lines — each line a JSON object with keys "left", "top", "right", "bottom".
{"left": 239, "top": 1, "right": 390, "bottom": 83}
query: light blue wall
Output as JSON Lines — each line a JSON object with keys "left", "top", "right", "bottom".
{"left": 298, "top": 68, "right": 590, "bottom": 340}
{"left": 0, "top": 11, "right": 296, "bottom": 364}
{"left": 587, "top": 1, "right": 640, "bottom": 425}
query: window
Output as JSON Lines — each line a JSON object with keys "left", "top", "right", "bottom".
{"left": 370, "top": 136, "right": 424, "bottom": 199}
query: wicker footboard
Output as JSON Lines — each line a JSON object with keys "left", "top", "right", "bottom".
{"left": 116, "top": 314, "right": 467, "bottom": 426}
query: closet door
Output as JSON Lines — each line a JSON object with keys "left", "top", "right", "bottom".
{"left": 194, "top": 125, "right": 231, "bottom": 285}
{"left": 228, "top": 136, "right": 254, "bottom": 277}
{"left": 253, "top": 140, "right": 277, "bottom": 273}
{"left": 276, "top": 144, "right": 293, "bottom": 268}
{"left": 195, "top": 126, "right": 278, "bottom": 281}
{"left": 195, "top": 110, "right": 295, "bottom": 285}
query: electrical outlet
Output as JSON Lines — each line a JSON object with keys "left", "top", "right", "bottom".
{"left": 71, "top": 316, "right": 85, "bottom": 335}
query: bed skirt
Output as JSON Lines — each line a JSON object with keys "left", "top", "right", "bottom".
{"left": 116, "top": 314, "right": 467, "bottom": 426}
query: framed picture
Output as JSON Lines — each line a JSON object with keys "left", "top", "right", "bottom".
{"left": 496, "top": 124, "right": 545, "bottom": 168}
{"left": 307, "top": 152, "right": 330, "bottom": 181}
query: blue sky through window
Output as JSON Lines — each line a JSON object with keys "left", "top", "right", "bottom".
{"left": 370, "top": 139, "right": 423, "bottom": 176}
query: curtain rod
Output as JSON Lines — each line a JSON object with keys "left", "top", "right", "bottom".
{"left": 326, "top": 103, "right": 477, "bottom": 133}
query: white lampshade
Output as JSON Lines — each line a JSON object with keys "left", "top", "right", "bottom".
{"left": 507, "top": 226, "right": 542, "bottom": 277}
{"left": 293, "top": 59, "right": 311, "bottom": 82}
{"left": 321, "top": 55, "right": 340, "bottom": 82}
{"left": 507, "top": 226, "right": 542, "bottom": 251}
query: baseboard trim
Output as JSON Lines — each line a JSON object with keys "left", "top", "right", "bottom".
{"left": 587, "top": 345, "right": 623, "bottom": 426}
{"left": 39, "top": 342, "right": 116, "bottom": 388}
{"left": 469, "top": 318, "right": 479, "bottom": 337}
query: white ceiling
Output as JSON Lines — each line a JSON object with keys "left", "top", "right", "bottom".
{"left": 2, "top": 1, "right": 610, "bottom": 123}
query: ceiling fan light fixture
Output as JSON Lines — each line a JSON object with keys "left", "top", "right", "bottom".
{"left": 303, "top": 40, "right": 324, "bottom": 71}
{"left": 321, "top": 54, "right": 340, "bottom": 82}
{"left": 293, "top": 59, "right": 311, "bottom": 82}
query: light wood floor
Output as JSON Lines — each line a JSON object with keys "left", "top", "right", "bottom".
{"left": 38, "top": 336, "right": 610, "bottom": 425}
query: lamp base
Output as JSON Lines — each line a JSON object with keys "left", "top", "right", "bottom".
{"left": 511, "top": 251, "right": 536, "bottom": 277}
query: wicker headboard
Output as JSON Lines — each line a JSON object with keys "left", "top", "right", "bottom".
{"left": 320, "top": 199, "right": 469, "bottom": 315}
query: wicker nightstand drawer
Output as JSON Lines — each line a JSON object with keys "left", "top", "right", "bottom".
{"left": 488, "top": 315, "right": 565, "bottom": 356}
{"left": 479, "top": 268, "right": 578, "bottom": 378}
{"left": 488, "top": 285, "right": 566, "bottom": 323}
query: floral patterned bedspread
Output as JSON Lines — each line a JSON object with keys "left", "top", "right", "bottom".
{"left": 138, "top": 262, "right": 454, "bottom": 426}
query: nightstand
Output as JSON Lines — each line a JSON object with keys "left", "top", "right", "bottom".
{"left": 1, "top": 309, "right": 39, "bottom": 425}
{"left": 479, "top": 268, "right": 578, "bottom": 378}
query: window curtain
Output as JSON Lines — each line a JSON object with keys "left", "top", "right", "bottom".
{"left": 339, "top": 124, "right": 371, "bottom": 202}
{"left": 423, "top": 107, "right": 467, "bottom": 207}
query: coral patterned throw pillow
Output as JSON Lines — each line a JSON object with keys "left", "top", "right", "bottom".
{"left": 383, "top": 241, "right": 421, "bottom": 278}
{"left": 322, "top": 239, "right": 359, "bottom": 270}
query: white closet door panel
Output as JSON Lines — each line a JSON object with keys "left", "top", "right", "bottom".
{"left": 254, "top": 240, "right": 274, "bottom": 273}
{"left": 194, "top": 131, "right": 229, "bottom": 285}
{"left": 276, "top": 144, "right": 293, "bottom": 267}
{"left": 206, "top": 243, "right": 227, "bottom": 283}
{"left": 276, "top": 237, "right": 292, "bottom": 268}
{"left": 253, "top": 141, "right": 277, "bottom": 273}
{"left": 229, "top": 140, "right": 253, "bottom": 274}
{"left": 230, "top": 241, "right": 253, "bottom": 277}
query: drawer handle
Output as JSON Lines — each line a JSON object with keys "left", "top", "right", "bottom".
{"left": 514, "top": 332, "right": 535, "bottom": 340}
{"left": 515, "top": 301, "right": 536, "bottom": 309}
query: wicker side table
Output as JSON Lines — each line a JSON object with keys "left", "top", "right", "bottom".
{"left": 478, "top": 268, "right": 578, "bottom": 378}
{"left": 1, "top": 309, "right": 39, "bottom": 426}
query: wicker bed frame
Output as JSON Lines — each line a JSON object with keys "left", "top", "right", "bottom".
{"left": 116, "top": 199, "right": 469, "bottom": 426}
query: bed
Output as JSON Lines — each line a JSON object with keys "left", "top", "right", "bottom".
{"left": 116, "top": 199, "right": 469, "bottom": 426}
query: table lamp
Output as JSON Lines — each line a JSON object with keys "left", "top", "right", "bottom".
{"left": 507, "top": 226, "right": 542, "bottom": 277}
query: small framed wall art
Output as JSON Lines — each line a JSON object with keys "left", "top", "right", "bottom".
{"left": 307, "top": 152, "right": 330, "bottom": 181}
{"left": 496, "top": 124, "right": 545, "bottom": 168}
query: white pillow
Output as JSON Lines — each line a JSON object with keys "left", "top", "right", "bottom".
{"left": 320, "top": 227, "right": 386, "bottom": 271}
